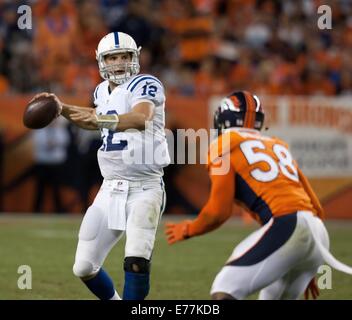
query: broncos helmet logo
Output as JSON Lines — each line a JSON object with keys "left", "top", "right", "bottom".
{"left": 214, "top": 91, "right": 265, "bottom": 134}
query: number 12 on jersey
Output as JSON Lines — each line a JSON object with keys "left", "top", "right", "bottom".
{"left": 141, "top": 83, "right": 157, "bottom": 97}
{"left": 100, "top": 110, "right": 128, "bottom": 151}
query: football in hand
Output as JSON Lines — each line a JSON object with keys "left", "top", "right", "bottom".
{"left": 23, "top": 95, "right": 61, "bottom": 129}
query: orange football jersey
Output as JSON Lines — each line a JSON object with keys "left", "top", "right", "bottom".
{"left": 206, "top": 128, "right": 323, "bottom": 225}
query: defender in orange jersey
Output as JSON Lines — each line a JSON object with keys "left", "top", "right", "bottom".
{"left": 165, "top": 91, "right": 352, "bottom": 300}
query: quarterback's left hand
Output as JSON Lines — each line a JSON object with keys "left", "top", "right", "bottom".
{"left": 165, "top": 220, "right": 192, "bottom": 245}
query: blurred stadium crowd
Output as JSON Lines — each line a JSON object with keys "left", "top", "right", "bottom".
{"left": 1, "top": 0, "right": 352, "bottom": 214}
{"left": 1, "top": 0, "right": 352, "bottom": 97}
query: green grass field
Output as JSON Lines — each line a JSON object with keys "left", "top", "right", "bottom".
{"left": 0, "top": 214, "right": 352, "bottom": 300}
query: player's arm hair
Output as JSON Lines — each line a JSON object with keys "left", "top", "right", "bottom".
{"left": 188, "top": 163, "right": 235, "bottom": 237}
{"left": 297, "top": 167, "right": 324, "bottom": 219}
{"left": 61, "top": 103, "right": 98, "bottom": 130}
{"left": 117, "top": 101, "right": 155, "bottom": 131}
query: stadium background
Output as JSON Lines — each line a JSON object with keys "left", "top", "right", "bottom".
{"left": 0, "top": 0, "right": 352, "bottom": 300}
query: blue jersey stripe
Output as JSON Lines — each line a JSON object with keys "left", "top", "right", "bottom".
{"left": 126, "top": 74, "right": 147, "bottom": 90}
{"left": 227, "top": 213, "right": 297, "bottom": 266}
{"left": 129, "top": 76, "right": 163, "bottom": 92}
{"left": 94, "top": 85, "right": 99, "bottom": 100}
{"left": 114, "top": 32, "right": 119, "bottom": 47}
{"left": 235, "top": 173, "right": 273, "bottom": 225}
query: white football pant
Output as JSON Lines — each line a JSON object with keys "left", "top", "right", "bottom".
{"left": 211, "top": 211, "right": 331, "bottom": 299}
{"left": 73, "top": 178, "right": 165, "bottom": 278}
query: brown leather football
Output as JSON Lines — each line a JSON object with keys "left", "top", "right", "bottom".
{"left": 23, "top": 96, "right": 60, "bottom": 129}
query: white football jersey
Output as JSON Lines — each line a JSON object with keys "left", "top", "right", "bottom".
{"left": 93, "top": 74, "right": 170, "bottom": 181}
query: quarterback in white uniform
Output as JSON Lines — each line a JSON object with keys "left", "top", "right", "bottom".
{"left": 35, "top": 32, "right": 170, "bottom": 300}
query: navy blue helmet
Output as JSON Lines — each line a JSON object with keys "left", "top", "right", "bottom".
{"left": 214, "top": 91, "right": 265, "bottom": 134}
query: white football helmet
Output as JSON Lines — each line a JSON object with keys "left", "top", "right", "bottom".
{"left": 96, "top": 32, "right": 141, "bottom": 85}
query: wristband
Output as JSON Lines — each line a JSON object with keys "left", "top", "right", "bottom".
{"left": 95, "top": 114, "right": 119, "bottom": 131}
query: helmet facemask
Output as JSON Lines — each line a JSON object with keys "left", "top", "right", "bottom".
{"left": 97, "top": 48, "right": 140, "bottom": 85}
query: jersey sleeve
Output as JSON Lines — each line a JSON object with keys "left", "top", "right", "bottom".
{"left": 207, "top": 131, "right": 242, "bottom": 168}
{"left": 188, "top": 159, "right": 235, "bottom": 237}
{"left": 92, "top": 84, "right": 100, "bottom": 108}
{"left": 297, "top": 168, "right": 325, "bottom": 219}
{"left": 128, "top": 75, "right": 165, "bottom": 107}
